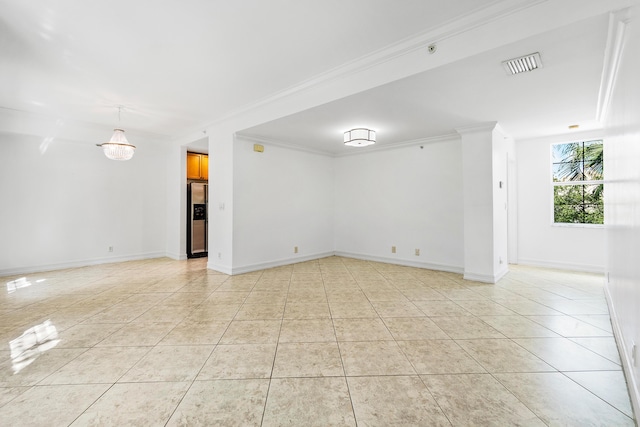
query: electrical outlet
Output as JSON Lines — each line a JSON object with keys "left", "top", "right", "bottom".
{"left": 415, "top": 249, "right": 420, "bottom": 256}
{"left": 294, "top": 246, "right": 298, "bottom": 254}
{"left": 108, "top": 246, "right": 113, "bottom": 252}
{"left": 391, "top": 246, "right": 396, "bottom": 254}
{"left": 218, "top": 252, "right": 221, "bottom": 259}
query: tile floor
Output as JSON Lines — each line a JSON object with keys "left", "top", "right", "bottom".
{"left": 0, "top": 256, "right": 635, "bottom": 426}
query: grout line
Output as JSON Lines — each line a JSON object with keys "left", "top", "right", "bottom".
{"left": 327, "top": 258, "right": 359, "bottom": 426}
{"left": 162, "top": 271, "right": 253, "bottom": 425}
{"left": 259, "top": 267, "right": 289, "bottom": 427}
{"left": 1, "top": 257, "right": 633, "bottom": 425}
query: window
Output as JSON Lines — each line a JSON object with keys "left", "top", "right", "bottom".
{"left": 552, "top": 140, "right": 604, "bottom": 225}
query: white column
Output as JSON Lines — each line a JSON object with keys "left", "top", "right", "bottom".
{"left": 457, "top": 122, "right": 509, "bottom": 283}
{"left": 206, "top": 125, "right": 235, "bottom": 274}
{"left": 164, "top": 142, "right": 188, "bottom": 260}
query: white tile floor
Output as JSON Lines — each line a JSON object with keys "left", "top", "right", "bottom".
{"left": 0, "top": 256, "right": 635, "bottom": 426}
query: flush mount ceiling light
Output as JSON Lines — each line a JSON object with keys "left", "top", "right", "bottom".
{"left": 502, "top": 52, "right": 542, "bottom": 75}
{"left": 96, "top": 107, "right": 136, "bottom": 161}
{"left": 344, "top": 128, "right": 376, "bottom": 147}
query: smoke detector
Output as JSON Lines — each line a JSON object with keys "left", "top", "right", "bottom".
{"left": 502, "top": 52, "right": 542, "bottom": 75}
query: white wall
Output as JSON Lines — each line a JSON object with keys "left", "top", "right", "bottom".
{"left": 494, "top": 129, "right": 514, "bottom": 276}
{"left": 516, "top": 133, "right": 605, "bottom": 272}
{"left": 604, "top": 4, "right": 640, "bottom": 417}
{"left": 0, "top": 131, "right": 168, "bottom": 275}
{"left": 458, "top": 123, "right": 510, "bottom": 282}
{"left": 231, "top": 138, "right": 334, "bottom": 273}
{"left": 460, "top": 126, "right": 495, "bottom": 279}
{"left": 334, "top": 137, "right": 464, "bottom": 272}
{"left": 205, "top": 126, "right": 237, "bottom": 274}
{"left": 164, "top": 143, "right": 187, "bottom": 260}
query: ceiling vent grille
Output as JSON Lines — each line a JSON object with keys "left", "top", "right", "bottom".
{"left": 502, "top": 52, "right": 542, "bottom": 75}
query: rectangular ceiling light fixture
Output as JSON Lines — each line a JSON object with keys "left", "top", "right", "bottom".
{"left": 502, "top": 52, "right": 542, "bottom": 75}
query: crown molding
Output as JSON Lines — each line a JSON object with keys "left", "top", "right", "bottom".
{"left": 596, "top": 8, "right": 631, "bottom": 123}
{"left": 517, "top": 128, "right": 606, "bottom": 145}
{"left": 234, "top": 133, "right": 334, "bottom": 157}
{"left": 455, "top": 122, "right": 500, "bottom": 135}
{"left": 334, "top": 133, "right": 460, "bottom": 157}
{"left": 237, "top": 132, "right": 460, "bottom": 158}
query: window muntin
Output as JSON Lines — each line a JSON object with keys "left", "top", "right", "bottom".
{"left": 551, "top": 140, "right": 604, "bottom": 225}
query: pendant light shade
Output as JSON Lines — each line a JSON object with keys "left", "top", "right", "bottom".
{"left": 98, "top": 129, "right": 135, "bottom": 161}
{"left": 97, "top": 107, "right": 135, "bottom": 160}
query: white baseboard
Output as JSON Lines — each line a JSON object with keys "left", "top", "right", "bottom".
{"left": 166, "top": 252, "right": 188, "bottom": 261}
{"left": 207, "top": 251, "right": 463, "bottom": 276}
{"left": 223, "top": 252, "right": 337, "bottom": 275}
{"left": 517, "top": 257, "right": 604, "bottom": 273}
{"left": 334, "top": 251, "right": 464, "bottom": 274}
{"left": 2, "top": 250, "right": 462, "bottom": 278}
{"left": 206, "top": 261, "right": 233, "bottom": 275}
{"left": 0, "top": 252, "right": 167, "bottom": 277}
{"left": 604, "top": 283, "right": 640, "bottom": 420}
{"left": 464, "top": 266, "right": 509, "bottom": 284}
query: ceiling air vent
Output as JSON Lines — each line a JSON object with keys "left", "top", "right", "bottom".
{"left": 502, "top": 52, "right": 542, "bottom": 75}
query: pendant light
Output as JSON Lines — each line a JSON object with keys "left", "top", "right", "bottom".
{"left": 97, "top": 107, "right": 136, "bottom": 161}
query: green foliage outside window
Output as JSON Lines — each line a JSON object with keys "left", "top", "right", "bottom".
{"left": 552, "top": 140, "right": 604, "bottom": 224}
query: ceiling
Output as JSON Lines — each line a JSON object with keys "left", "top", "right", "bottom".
{"left": 240, "top": 13, "right": 609, "bottom": 155}
{"left": 0, "top": 1, "right": 624, "bottom": 153}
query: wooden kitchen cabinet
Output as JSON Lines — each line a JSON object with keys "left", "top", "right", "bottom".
{"left": 187, "top": 152, "right": 208, "bottom": 180}
{"left": 201, "top": 155, "right": 208, "bottom": 180}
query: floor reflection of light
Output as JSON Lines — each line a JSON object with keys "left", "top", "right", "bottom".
{"left": 6, "top": 278, "right": 46, "bottom": 293}
{"left": 6, "top": 277, "right": 33, "bottom": 293}
{"left": 10, "top": 320, "right": 60, "bottom": 374}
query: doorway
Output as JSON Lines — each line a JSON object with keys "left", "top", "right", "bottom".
{"left": 186, "top": 150, "right": 209, "bottom": 259}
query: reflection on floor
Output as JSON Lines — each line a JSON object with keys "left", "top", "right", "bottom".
{"left": 0, "top": 256, "right": 635, "bottom": 426}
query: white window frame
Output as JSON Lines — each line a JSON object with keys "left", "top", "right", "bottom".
{"left": 550, "top": 139, "right": 604, "bottom": 228}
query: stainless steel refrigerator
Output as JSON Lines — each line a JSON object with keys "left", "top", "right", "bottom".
{"left": 187, "top": 182, "right": 208, "bottom": 258}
